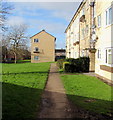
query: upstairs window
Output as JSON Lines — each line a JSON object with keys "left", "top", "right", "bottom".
{"left": 34, "top": 39, "right": 39, "bottom": 42}
{"left": 94, "top": 5, "right": 96, "bottom": 18}
{"left": 106, "top": 6, "right": 113, "bottom": 25}
{"left": 97, "top": 14, "right": 101, "bottom": 27}
{"left": 85, "top": 25, "right": 89, "bottom": 35}
{"left": 35, "top": 47, "right": 39, "bottom": 52}
{"left": 97, "top": 49, "right": 101, "bottom": 59}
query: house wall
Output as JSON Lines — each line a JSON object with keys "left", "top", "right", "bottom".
{"left": 95, "top": 1, "right": 113, "bottom": 81}
{"left": 65, "top": 0, "right": 113, "bottom": 81}
{"left": 31, "top": 31, "right": 55, "bottom": 63}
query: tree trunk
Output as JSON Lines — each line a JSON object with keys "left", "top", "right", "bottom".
{"left": 14, "top": 52, "right": 17, "bottom": 64}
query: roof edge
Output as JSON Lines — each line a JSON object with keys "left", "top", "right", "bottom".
{"left": 65, "top": 0, "right": 85, "bottom": 33}
{"left": 30, "top": 30, "right": 56, "bottom": 40}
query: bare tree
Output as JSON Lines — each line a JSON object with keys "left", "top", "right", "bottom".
{"left": 7, "top": 24, "right": 28, "bottom": 63}
{"left": 0, "top": 0, "right": 13, "bottom": 31}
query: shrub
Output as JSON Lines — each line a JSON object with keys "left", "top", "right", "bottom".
{"left": 64, "top": 57, "right": 90, "bottom": 73}
{"left": 57, "top": 59, "right": 65, "bottom": 69}
{"left": 63, "top": 62, "right": 70, "bottom": 69}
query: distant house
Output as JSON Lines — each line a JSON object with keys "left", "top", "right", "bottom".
{"left": 55, "top": 49, "right": 66, "bottom": 61}
{"left": 31, "top": 30, "right": 56, "bottom": 63}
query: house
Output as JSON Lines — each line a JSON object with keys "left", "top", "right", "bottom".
{"left": 31, "top": 30, "right": 56, "bottom": 63}
{"left": 55, "top": 49, "right": 66, "bottom": 61}
{"left": 65, "top": 0, "right": 113, "bottom": 81}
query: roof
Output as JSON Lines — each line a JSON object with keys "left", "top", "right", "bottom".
{"left": 30, "top": 30, "right": 56, "bottom": 40}
{"left": 65, "top": 0, "right": 85, "bottom": 33}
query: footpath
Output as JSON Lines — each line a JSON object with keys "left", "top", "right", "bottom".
{"left": 38, "top": 63, "right": 74, "bottom": 118}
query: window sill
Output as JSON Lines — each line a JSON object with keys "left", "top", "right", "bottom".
{"left": 105, "top": 23, "right": 113, "bottom": 28}
{"left": 100, "top": 65, "right": 113, "bottom": 73}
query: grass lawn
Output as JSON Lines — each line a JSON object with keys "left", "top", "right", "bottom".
{"left": 61, "top": 74, "right": 113, "bottom": 116}
{"left": 2, "top": 62, "right": 51, "bottom": 120}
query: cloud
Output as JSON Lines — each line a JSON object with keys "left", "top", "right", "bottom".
{"left": 27, "top": 18, "right": 66, "bottom": 34}
{"left": 9, "top": 2, "right": 80, "bottom": 21}
{"left": 5, "top": 2, "right": 81, "bottom": 48}
{"left": 7, "top": 16, "right": 25, "bottom": 26}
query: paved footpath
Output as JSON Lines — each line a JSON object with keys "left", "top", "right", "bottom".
{"left": 38, "top": 63, "right": 74, "bottom": 118}
{"left": 38, "top": 63, "right": 110, "bottom": 119}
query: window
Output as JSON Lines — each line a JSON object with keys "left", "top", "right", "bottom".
{"left": 85, "top": 25, "right": 89, "bottom": 35}
{"left": 106, "top": 6, "right": 113, "bottom": 25}
{"left": 94, "top": 5, "right": 96, "bottom": 17}
{"left": 34, "top": 56, "right": 39, "bottom": 60}
{"left": 82, "top": 28, "right": 85, "bottom": 39}
{"left": 35, "top": 47, "right": 39, "bottom": 52}
{"left": 81, "top": 50, "right": 85, "bottom": 57}
{"left": 97, "top": 49, "right": 101, "bottom": 59}
{"left": 34, "top": 39, "right": 39, "bottom": 42}
{"left": 86, "top": 0, "right": 89, "bottom": 10}
{"left": 82, "top": 7, "right": 85, "bottom": 15}
{"left": 105, "top": 48, "right": 113, "bottom": 65}
{"left": 97, "top": 15, "right": 101, "bottom": 27}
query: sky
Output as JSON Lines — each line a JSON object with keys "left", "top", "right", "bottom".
{"left": 6, "top": 2, "right": 81, "bottom": 49}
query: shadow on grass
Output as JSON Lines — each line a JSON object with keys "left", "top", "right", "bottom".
{"left": 2, "top": 71, "right": 58, "bottom": 75}
{"left": 2, "top": 82, "right": 113, "bottom": 120}
{"left": 2, "top": 82, "right": 43, "bottom": 120}
{"left": 3, "top": 60, "right": 31, "bottom": 64}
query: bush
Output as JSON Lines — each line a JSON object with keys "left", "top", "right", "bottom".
{"left": 64, "top": 57, "right": 90, "bottom": 73}
{"left": 64, "top": 63, "right": 76, "bottom": 73}
{"left": 63, "top": 62, "right": 70, "bottom": 69}
{"left": 57, "top": 59, "right": 65, "bottom": 69}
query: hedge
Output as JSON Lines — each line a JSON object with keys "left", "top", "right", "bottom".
{"left": 64, "top": 57, "right": 90, "bottom": 73}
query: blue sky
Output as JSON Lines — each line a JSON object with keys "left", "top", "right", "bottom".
{"left": 6, "top": 2, "right": 80, "bottom": 48}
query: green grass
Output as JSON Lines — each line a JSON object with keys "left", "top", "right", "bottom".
{"left": 2, "top": 62, "right": 51, "bottom": 120}
{"left": 61, "top": 74, "right": 113, "bottom": 116}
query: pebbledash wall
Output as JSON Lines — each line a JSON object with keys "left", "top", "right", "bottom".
{"left": 31, "top": 30, "right": 56, "bottom": 63}
{"left": 65, "top": 0, "right": 113, "bottom": 81}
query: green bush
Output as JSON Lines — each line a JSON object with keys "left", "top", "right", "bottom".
{"left": 64, "top": 63, "right": 76, "bottom": 73}
{"left": 64, "top": 57, "right": 90, "bottom": 73}
{"left": 57, "top": 59, "right": 65, "bottom": 69}
{"left": 63, "top": 62, "right": 70, "bottom": 69}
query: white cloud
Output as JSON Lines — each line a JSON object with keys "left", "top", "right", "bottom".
{"left": 8, "top": 2, "right": 80, "bottom": 21}
{"left": 27, "top": 18, "right": 66, "bottom": 34}
{"left": 5, "top": 2, "right": 82, "bottom": 48}
{"left": 6, "top": 16, "right": 25, "bottom": 26}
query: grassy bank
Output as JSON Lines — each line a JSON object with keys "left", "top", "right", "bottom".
{"left": 61, "top": 74, "right": 113, "bottom": 116}
{"left": 2, "top": 62, "right": 51, "bottom": 120}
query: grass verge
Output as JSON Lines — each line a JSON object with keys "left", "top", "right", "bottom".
{"left": 61, "top": 74, "right": 113, "bottom": 116}
{"left": 2, "top": 62, "right": 50, "bottom": 120}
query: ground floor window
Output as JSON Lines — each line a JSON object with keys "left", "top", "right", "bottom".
{"left": 34, "top": 56, "right": 39, "bottom": 60}
{"left": 105, "top": 48, "right": 113, "bottom": 65}
{"left": 97, "top": 49, "right": 101, "bottom": 59}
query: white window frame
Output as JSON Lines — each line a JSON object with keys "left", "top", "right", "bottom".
{"left": 106, "top": 6, "right": 113, "bottom": 26}
{"left": 35, "top": 47, "right": 39, "bottom": 52}
{"left": 81, "top": 50, "right": 85, "bottom": 57}
{"left": 34, "top": 56, "right": 39, "bottom": 60}
{"left": 97, "top": 14, "right": 101, "bottom": 28}
{"left": 85, "top": 25, "right": 89, "bottom": 35}
{"left": 105, "top": 48, "right": 113, "bottom": 66}
{"left": 34, "top": 39, "right": 39, "bottom": 43}
{"left": 97, "top": 49, "right": 101, "bottom": 59}
{"left": 94, "top": 5, "right": 96, "bottom": 18}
